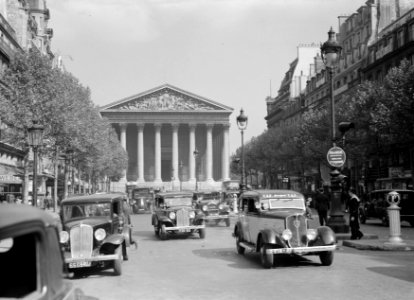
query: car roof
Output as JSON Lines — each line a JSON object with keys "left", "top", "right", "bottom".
{"left": 61, "top": 193, "right": 125, "bottom": 204}
{"left": 241, "top": 189, "right": 305, "bottom": 198}
{"left": 157, "top": 191, "right": 194, "bottom": 197}
{"left": 0, "top": 204, "right": 56, "bottom": 230}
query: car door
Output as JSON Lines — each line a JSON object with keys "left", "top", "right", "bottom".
{"left": 238, "top": 197, "right": 251, "bottom": 242}
{"left": 246, "top": 198, "right": 260, "bottom": 244}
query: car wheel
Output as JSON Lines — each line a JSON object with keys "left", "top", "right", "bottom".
{"left": 319, "top": 251, "right": 334, "bottom": 266}
{"left": 235, "top": 231, "right": 245, "bottom": 255}
{"left": 159, "top": 224, "right": 168, "bottom": 240}
{"left": 113, "top": 248, "right": 123, "bottom": 275}
{"left": 199, "top": 228, "right": 206, "bottom": 239}
{"left": 260, "top": 244, "right": 273, "bottom": 269}
{"left": 225, "top": 218, "right": 231, "bottom": 227}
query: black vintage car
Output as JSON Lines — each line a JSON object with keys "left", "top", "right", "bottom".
{"left": 193, "top": 191, "right": 231, "bottom": 226}
{"left": 0, "top": 204, "right": 96, "bottom": 299}
{"left": 131, "top": 187, "right": 154, "bottom": 213}
{"left": 151, "top": 191, "right": 205, "bottom": 240}
{"left": 59, "top": 193, "right": 134, "bottom": 275}
{"left": 360, "top": 189, "right": 414, "bottom": 226}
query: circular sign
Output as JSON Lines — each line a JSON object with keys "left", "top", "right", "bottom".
{"left": 326, "top": 146, "right": 346, "bottom": 168}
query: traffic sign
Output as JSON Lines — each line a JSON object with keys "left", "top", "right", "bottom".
{"left": 327, "top": 146, "right": 346, "bottom": 168}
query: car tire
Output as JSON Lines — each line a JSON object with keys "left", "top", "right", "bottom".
{"left": 319, "top": 251, "right": 334, "bottom": 266}
{"left": 113, "top": 248, "right": 123, "bottom": 276}
{"left": 159, "top": 224, "right": 168, "bottom": 240}
{"left": 225, "top": 219, "right": 230, "bottom": 227}
{"left": 236, "top": 231, "right": 245, "bottom": 255}
{"left": 199, "top": 228, "right": 206, "bottom": 239}
{"left": 260, "top": 244, "right": 273, "bottom": 269}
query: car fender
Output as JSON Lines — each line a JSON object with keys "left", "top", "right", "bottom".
{"left": 102, "top": 233, "right": 124, "bottom": 246}
{"left": 317, "top": 226, "right": 336, "bottom": 245}
{"left": 258, "top": 229, "right": 286, "bottom": 250}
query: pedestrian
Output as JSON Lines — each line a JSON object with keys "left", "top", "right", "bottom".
{"left": 315, "top": 187, "right": 330, "bottom": 226}
{"left": 305, "top": 197, "right": 313, "bottom": 219}
{"left": 348, "top": 187, "right": 363, "bottom": 240}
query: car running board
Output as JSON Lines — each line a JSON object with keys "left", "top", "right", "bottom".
{"left": 239, "top": 242, "right": 256, "bottom": 252}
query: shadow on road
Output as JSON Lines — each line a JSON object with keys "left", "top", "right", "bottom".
{"left": 367, "top": 265, "right": 414, "bottom": 283}
{"left": 192, "top": 248, "right": 323, "bottom": 269}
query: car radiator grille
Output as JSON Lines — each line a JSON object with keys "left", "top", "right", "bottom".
{"left": 176, "top": 209, "right": 190, "bottom": 227}
{"left": 286, "top": 214, "right": 307, "bottom": 248}
{"left": 70, "top": 224, "right": 93, "bottom": 259}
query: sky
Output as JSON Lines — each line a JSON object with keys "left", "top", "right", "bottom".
{"left": 47, "top": 0, "right": 367, "bottom": 154}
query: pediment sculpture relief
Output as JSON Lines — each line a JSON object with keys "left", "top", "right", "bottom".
{"left": 117, "top": 89, "right": 216, "bottom": 111}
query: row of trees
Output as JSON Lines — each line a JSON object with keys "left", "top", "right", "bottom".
{"left": 231, "top": 60, "right": 414, "bottom": 190}
{"left": 0, "top": 50, "right": 128, "bottom": 204}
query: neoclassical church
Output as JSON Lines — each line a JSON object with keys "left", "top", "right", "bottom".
{"left": 100, "top": 84, "right": 234, "bottom": 191}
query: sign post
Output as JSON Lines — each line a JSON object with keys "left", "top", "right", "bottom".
{"left": 327, "top": 146, "right": 346, "bottom": 168}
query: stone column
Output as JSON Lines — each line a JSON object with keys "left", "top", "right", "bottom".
{"left": 136, "top": 123, "right": 145, "bottom": 183}
{"left": 119, "top": 123, "right": 127, "bottom": 182}
{"left": 172, "top": 124, "right": 179, "bottom": 188}
{"left": 154, "top": 123, "right": 162, "bottom": 183}
{"left": 206, "top": 123, "right": 214, "bottom": 182}
{"left": 189, "top": 124, "right": 196, "bottom": 183}
{"left": 222, "top": 123, "right": 230, "bottom": 181}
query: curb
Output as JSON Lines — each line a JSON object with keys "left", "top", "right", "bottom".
{"left": 342, "top": 239, "right": 414, "bottom": 251}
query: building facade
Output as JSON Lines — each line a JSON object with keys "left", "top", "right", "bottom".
{"left": 100, "top": 84, "right": 233, "bottom": 192}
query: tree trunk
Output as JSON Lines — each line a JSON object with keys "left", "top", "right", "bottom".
{"left": 54, "top": 148, "right": 59, "bottom": 211}
{"left": 64, "top": 160, "right": 69, "bottom": 199}
{"left": 22, "top": 154, "right": 29, "bottom": 204}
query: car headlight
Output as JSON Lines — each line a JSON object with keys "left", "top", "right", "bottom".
{"left": 218, "top": 204, "right": 224, "bottom": 210}
{"left": 282, "top": 229, "right": 292, "bottom": 241}
{"left": 60, "top": 231, "right": 69, "bottom": 243}
{"left": 189, "top": 211, "right": 195, "bottom": 218}
{"left": 306, "top": 229, "right": 317, "bottom": 241}
{"left": 94, "top": 228, "right": 106, "bottom": 241}
{"left": 169, "top": 211, "right": 176, "bottom": 219}
{"left": 202, "top": 205, "right": 208, "bottom": 211}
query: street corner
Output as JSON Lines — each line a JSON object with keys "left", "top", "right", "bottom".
{"left": 342, "top": 238, "right": 414, "bottom": 251}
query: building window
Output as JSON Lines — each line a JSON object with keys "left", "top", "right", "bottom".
{"left": 397, "top": 29, "right": 404, "bottom": 47}
{"left": 409, "top": 23, "right": 414, "bottom": 41}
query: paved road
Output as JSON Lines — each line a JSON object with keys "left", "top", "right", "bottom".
{"left": 71, "top": 213, "right": 414, "bottom": 300}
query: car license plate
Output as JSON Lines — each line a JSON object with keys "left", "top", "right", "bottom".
{"left": 69, "top": 261, "right": 91, "bottom": 268}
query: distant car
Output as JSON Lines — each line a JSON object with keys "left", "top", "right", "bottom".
{"left": 59, "top": 193, "right": 134, "bottom": 275}
{"left": 193, "top": 191, "right": 231, "bottom": 226}
{"left": 234, "top": 190, "right": 336, "bottom": 268}
{"left": 0, "top": 204, "right": 96, "bottom": 299}
{"left": 131, "top": 187, "right": 154, "bottom": 213}
{"left": 360, "top": 189, "right": 414, "bottom": 227}
{"left": 151, "top": 191, "right": 206, "bottom": 240}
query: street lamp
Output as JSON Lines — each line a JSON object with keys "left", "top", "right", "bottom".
{"left": 28, "top": 120, "right": 44, "bottom": 207}
{"left": 321, "top": 27, "right": 348, "bottom": 233}
{"left": 236, "top": 108, "right": 248, "bottom": 193}
{"left": 193, "top": 149, "right": 199, "bottom": 191}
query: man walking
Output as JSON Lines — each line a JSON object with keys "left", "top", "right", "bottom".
{"left": 315, "top": 187, "right": 330, "bottom": 226}
{"left": 348, "top": 187, "right": 363, "bottom": 240}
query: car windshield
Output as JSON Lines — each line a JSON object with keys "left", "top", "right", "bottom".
{"left": 62, "top": 203, "right": 111, "bottom": 220}
{"left": 266, "top": 195, "right": 305, "bottom": 210}
{"left": 164, "top": 197, "right": 192, "bottom": 207}
{"left": 198, "top": 194, "right": 220, "bottom": 201}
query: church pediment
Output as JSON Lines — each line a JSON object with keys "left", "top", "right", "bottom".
{"left": 101, "top": 85, "right": 232, "bottom": 112}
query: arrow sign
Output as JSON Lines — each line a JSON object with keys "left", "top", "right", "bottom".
{"left": 327, "top": 146, "right": 346, "bottom": 168}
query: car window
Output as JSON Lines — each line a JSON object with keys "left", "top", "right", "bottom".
{"left": 0, "top": 232, "right": 37, "bottom": 297}
{"left": 63, "top": 203, "right": 111, "bottom": 220}
{"left": 268, "top": 197, "right": 305, "bottom": 209}
{"left": 164, "top": 197, "right": 192, "bottom": 207}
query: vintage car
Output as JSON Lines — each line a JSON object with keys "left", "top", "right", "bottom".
{"left": 360, "top": 189, "right": 414, "bottom": 226}
{"left": 151, "top": 191, "right": 205, "bottom": 240}
{"left": 233, "top": 190, "right": 336, "bottom": 268}
{"left": 221, "top": 180, "right": 241, "bottom": 209}
{"left": 59, "top": 193, "right": 134, "bottom": 275}
{"left": 193, "top": 191, "right": 231, "bottom": 226}
{"left": 130, "top": 187, "right": 154, "bottom": 213}
{"left": 0, "top": 204, "right": 96, "bottom": 299}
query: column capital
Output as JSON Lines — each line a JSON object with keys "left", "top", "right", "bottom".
{"left": 222, "top": 123, "right": 231, "bottom": 129}
{"left": 119, "top": 123, "right": 128, "bottom": 130}
{"left": 206, "top": 123, "right": 214, "bottom": 129}
{"left": 171, "top": 123, "right": 180, "bottom": 130}
{"left": 136, "top": 123, "right": 145, "bottom": 129}
{"left": 188, "top": 123, "right": 197, "bottom": 129}
{"left": 154, "top": 123, "right": 162, "bottom": 129}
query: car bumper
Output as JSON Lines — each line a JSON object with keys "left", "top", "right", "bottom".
{"left": 204, "top": 214, "right": 229, "bottom": 220}
{"left": 266, "top": 244, "right": 336, "bottom": 255}
{"left": 164, "top": 225, "right": 205, "bottom": 231}
{"left": 64, "top": 251, "right": 122, "bottom": 267}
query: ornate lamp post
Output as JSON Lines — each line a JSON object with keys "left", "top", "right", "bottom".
{"left": 321, "top": 27, "right": 348, "bottom": 233}
{"left": 193, "top": 149, "right": 199, "bottom": 191}
{"left": 236, "top": 108, "right": 248, "bottom": 193}
{"left": 28, "top": 120, "right": 44, "bottom": 207}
